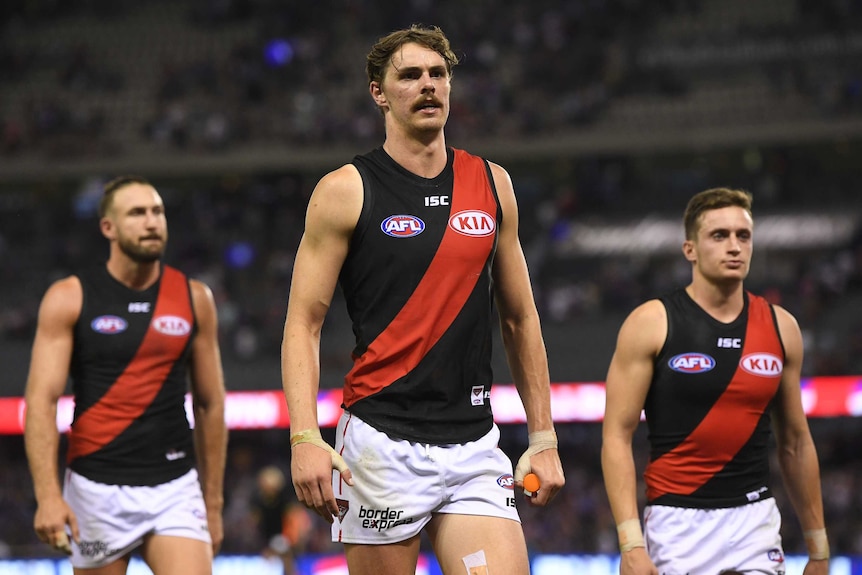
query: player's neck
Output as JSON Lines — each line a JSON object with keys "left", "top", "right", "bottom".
{"left": 106, "top": 256, "right": 161, "bottom": 291}
{"left": 685, "top": 280, "right": 745, "bottom": 322}
{"left": 382, "top": 130, "right": 447, "bottom": 178}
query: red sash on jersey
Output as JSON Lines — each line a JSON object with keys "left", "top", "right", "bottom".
{"left": 644, "top": 295, "right": 783, "bottom": 500}
{"left": 67, "top": 266, "right": 193, "bottom": 463}
{"left": 342, "top": 150, "right": 496, "bottom": 407}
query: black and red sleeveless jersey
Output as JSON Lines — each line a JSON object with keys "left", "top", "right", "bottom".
{"left": 644, "top": 288, "right": 785, "bottom": 508}
{"left": 67, "top": 264, "right": 197, "bottom": 486}
{"left": 339, "top": 146, "right": 501, "bottom": 444}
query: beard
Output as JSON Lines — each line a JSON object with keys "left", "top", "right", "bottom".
{"left": 118, "top": 234, "right": 166, "bottom": 263}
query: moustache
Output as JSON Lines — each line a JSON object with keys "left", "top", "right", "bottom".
{"left": 414, "top": 97, "right": 442, "bottom": 110}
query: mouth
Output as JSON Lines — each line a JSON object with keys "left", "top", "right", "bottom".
{"left": 415, "top": 99, "right": 441, "bottom": 113}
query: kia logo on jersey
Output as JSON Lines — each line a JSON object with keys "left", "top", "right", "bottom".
{"left": 668, "top": 353, "right": 716, "bottom": 373}
{"left": 152, "top": 315, "right": 191, "bottom": 336}
{"left": 381, "top": 215, "right": 425, "bottom": 238}
{"left": 740, "top": 353, "right": 783, "bottom": 377}
{"left": 448, "top": 210, "right": 496, "bottom": 237}
{"left": 91, "top": 315, "right": 128, "bottom": 334}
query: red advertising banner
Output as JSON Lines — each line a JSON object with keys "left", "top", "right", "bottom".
{"left": 1, "top": 376, "right": 860, "bottom": 435}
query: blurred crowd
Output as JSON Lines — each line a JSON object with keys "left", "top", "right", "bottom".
{"left": 3, "top": 0, "right": 862, "bottom": 159}
{"left": 2, "top": 417, "right": 862, "bottom": 560}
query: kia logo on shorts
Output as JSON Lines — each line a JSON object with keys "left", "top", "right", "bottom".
{"left": 381, "top": 215, "right": 425, "bottom": 238}
{"left": 496, "top": 474, "right": 515, "bottom": 490}
{"left": 91, "top": 315, "right": 128, "bottom": 334}
{"left": 740, "top": 353, "right": 783, "bottom": 377}
{"left": 448, "top": 210, "right": 496, "bottom": 237}
{"left": 152, "top": 315, "right": 191, "bottom": 336}
{"left": 668, "top": 353, "right": 716, "bottom": 373}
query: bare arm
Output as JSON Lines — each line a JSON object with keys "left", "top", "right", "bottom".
{"left": 601, "top": 300, "right": 664, "bottom": 575}
{"left": 281, "top": 165, "right": 362, "bottom": 521}
{"left": 489, "top": 163, "right": 564, "bottom": 506}
{"left": 189, "top": 279, "right": 227, "bottom": 555}
{"left": 24, "top": 276, "right": 81, "bottom": 550}
{"left": 771, "top": 306, "right": 829, "bottom": 573}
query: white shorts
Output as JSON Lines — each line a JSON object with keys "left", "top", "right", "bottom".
{"left": 644, "top": 498, "right": 785, "bottom": 575}
{"left": 64, "top": 468, "right": 211, "bottom": 569}
{"left": 331, "top": 412, "right": 521, "bottom": 544}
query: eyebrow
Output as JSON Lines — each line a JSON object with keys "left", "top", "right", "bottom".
{"left": 394, "top": 64, "right": 448, "bottom": 76}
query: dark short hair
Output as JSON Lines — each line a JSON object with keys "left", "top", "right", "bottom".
{"left": 683, "top": 187, "right": 753, "bottom": 240}
{"left": 99, "top": 175, "right": 152, "bottom": 218}
{"left": 366, "top": 24, "right": 459, "bottom": 86}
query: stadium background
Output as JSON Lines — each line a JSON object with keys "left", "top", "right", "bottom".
{"left": 1, "top": 0, "right": 862, "bottom": 573}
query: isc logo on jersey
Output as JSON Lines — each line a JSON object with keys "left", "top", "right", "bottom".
{"left": 152, "top": 315, "right": 191, "bottom": 336}
{"left": 668, "top": 353, "right": 716, "bottom": 373}
{"left": 381, "top": 215, "right": 425, "bottom": 238}
{"left": 448, "top": 210, "right": 495, "bottom": 237}
{"left": 740, "top": 353, "right": 783, "bottom": 377}
{"left": 91, "top": 315, "right": 128, "bottom": 334}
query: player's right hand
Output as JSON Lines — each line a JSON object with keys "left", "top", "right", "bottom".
{"left": 290, "top": 430, "right": 353, "bottom": 523}
{"left": 33, "top": 496, "right": 79, "bottom": 555}
{"left": 619, "top": 547, "right": 658, "bottom": 575}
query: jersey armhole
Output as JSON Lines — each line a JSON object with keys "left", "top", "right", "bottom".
{"left": 347, "top": 161, "right": 372, "bottom": 252}
{"left": 654, "top": 297, "right": 672, "bottom": 367}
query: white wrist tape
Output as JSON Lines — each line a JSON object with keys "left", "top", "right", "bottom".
{"left": 617, "top": 519, "right": 646, "bottom": 553}
{"left": 290, "top": 429, "right": 349, "bottom": 473}
{"left": 513, "top": 429, "right": 557, "bottom": 481}
{"left": 804, "top": 528, "right": 829, "bottom": 561}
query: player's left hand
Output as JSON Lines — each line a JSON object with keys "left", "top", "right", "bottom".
{"left": 517, "top": 449, "right": 564, "bottom": 507}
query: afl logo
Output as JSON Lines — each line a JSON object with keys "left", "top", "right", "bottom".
{"left": 740, "top": 353, "right": 783, "bottom": 377}
{"left": 91, "top": 315, "right": 128, "bottom": 334}
{"left": 668, "top": 353, "right": 716, "bottom": 373}
{"left": 152, "top": 315, "right": 191, "bottom": 336}
{"left": 496, "top": 474, "right": 515, "bottom": 490}
{"left": 381, "top": 215, "right": 425, "bottom": 238}
{"left": 448, "top": 210, "right": 496, "bottom": 237}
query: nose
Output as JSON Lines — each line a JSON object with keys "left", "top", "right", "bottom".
{"left": 728, "top": 234, "right": 742, "bottom": 253}
{"left": 421, "top": 74, "right": 436, "bottom": 93}
{"left": 144, "top": 210, "right": 161, "bottom": 228}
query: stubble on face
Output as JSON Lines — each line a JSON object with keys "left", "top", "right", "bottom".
{"left": 384, "top": 43, "right": 450, "bottom": 135}
{"left": 108, "top": 184, "right": 168, "bottom": 264}
{"left": 117, "top": 232, "right": 165, "bottom": 263}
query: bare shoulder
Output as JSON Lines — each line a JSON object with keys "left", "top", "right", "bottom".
{"left": 623, "top": 299, "right": 666, "bottom": 328}
{"left": 488, "top": 161, "right": 514, "bottom": 198}
{"left": 188, "top": 278, "right": 218, "bottom": 328}
{"left": 771, "top": 303, "right": 801, "bottom": 334}
{"left": 311, "top": 164, "right": 363, "bottom": 206}
{"left": 306, "top": 164, "right": 364, "bottom": 232}
{"left": 771, "top": 303, "right": 803, "bottom": 359}
{"left": 487, "top": 161, "right": 518, "bottom": 231}
{"left": 189, "top": 278, "right": 215, "bottom": 304}
{"left": 616, "top": 299, "right": 667, "bottom": 352}
{"left": 487, "top": 161, "right": 512, "bottom": 183}
{"left": 39, "top": 276, "right": 83, "bottom": 323}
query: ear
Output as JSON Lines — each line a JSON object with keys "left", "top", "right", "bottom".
{"left": 682, "top": 239, "right": 696, "bottom": 262}
{"left": 100, "top": 217, "right": 115, "bottom": 240}
{"left": 370, "top": 81, "right": 387, "bottom": 108}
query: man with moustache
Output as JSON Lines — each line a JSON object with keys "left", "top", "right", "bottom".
{"left": 282, "top": 25, "right": 564, "bottom": 575}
